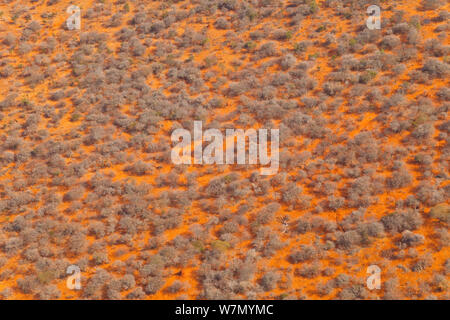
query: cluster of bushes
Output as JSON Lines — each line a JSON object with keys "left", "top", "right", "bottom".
{"left": 0, "top": 0, "right": 448, "bottom": 300}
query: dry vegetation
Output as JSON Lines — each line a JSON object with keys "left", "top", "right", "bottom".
{"left": 0, "top": 0, "right": 448, "bottom": 300}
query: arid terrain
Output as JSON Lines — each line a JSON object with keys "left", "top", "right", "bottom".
{"left": 0, "top": 0, "right": 448, "bottom": 300}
